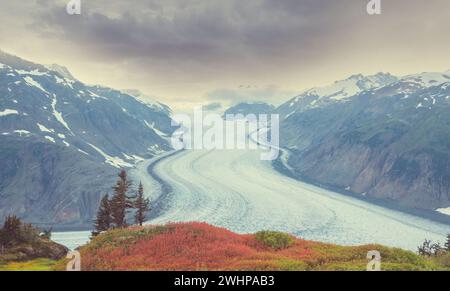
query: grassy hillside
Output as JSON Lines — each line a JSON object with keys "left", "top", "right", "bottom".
{"left": 0, "top": 215, "right": 68, "bottom": 271}
{"left": 55, "top": 222, "right": 449, "bottom": 271}
{"left": 0, "top": 258, "right": 58, "bottom": 271}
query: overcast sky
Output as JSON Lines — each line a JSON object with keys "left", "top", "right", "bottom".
{"left": 1, "top": 0, "right": 450, "bottom": 111}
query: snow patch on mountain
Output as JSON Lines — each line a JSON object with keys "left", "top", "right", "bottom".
{"left": 23, "top": 76, "right": 49, "bottom": 94}
{"left": 54, "top": 75, "right": 74, "bottom": 89}
{"left": 144, "top": 120, "right": 167, "bottom": 137}
{"left": 88, "top": 143, "right": 133, "bottom": 168}
{"left": 122, "top": 153, "right": 145, "bottom": 162}
{"left": 87, "top": 90, "right": 107, "bottom": 100}
{"left": 0, "top": 109, "right": 19, "bottom": 116}
{"left": 16, "top": 69, "right": 49, "bottom": 77}
{"left": 51, "top": 95, "right": 73, "bottom": 135}
{"left": 37, "top": 123, "right": 54, "bottom": 133}
{"left": 13, "top": 130, "right": 30, "bottom": 136}
{"left": 44, "top": 136, "right": 56, "bottom": 143}
{"left": 436, "top": 207, "right": 450, "bottom": 216}
{"left": 148, "top": 144, "right": 164, "bottom": 154}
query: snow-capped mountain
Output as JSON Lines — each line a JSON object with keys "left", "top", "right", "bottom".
{"left": 401, "top": 71, "right": 450, "bottom": 88}
{"left": 0, "top": 51, "right": 173, "bottom": 165}
{"left": 277, "top": 73, "right": 398, "bottom": 119}
{"left": 46, "top": 64, "right": 76, "bottom": 80}
{"left": 0, "top": 51, "right": 175, "bottom": 228}
{"left": 277, "top": 71, "right": 450, "bottom": 212}
{"left": 278, "top": 71, "right": 450, "bottom": 121}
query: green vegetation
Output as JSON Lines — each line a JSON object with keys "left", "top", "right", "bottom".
{"left": 0, "top": 258, "right": 57, "bottom": 271}
{"left": 255, "top": 231, "right": 295, "bottom": 250}
{"left": 0, "top": 215, "right": 68, "bottom": 268}
{"left": 94, "top": 194, "right": 112, "bottom": 233}
{"left": 93, "top": 170, "right": 151, "bottom": 235}
{"left": 134, "top": 182, "right": 150, "bottom": 226}
{"left": 86, "top": 225, "right": 170, "bottom": 251}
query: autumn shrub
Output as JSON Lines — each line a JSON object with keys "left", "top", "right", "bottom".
{"left": 71, "top": 222, "right": 450, "bottom": 271}
{"left": 254, "top": 231, "right": 295, "bottom": 250}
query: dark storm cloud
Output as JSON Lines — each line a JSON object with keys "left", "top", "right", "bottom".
{"left": 29, "top": 0, "right": 352, "bottom": 65}
{"left": 1, "top": 0, "right": 450, "bottom": 110}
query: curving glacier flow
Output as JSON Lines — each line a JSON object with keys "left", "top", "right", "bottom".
{"left": 131, "top": 131, "right": 450, "bottom": 252}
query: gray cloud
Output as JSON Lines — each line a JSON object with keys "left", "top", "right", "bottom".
{"left": 30, "top": 0, "right": 345, "bottom": 63}
{"left": 1, "top": 0, "right": 450, "bottom": 111}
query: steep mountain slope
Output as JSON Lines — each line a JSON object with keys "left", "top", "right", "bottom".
{"left": 279, "top": 72, "right": 450, "bottom": 212}
{"left": 277, "top": 73, "right": 398, "bottom": 119}
{"left": 0, "top": 51, "right": 175, "bottom": 228}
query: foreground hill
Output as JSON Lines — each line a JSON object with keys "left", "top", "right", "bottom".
{"left": 61, "top": 222, "right": 449, "bottom": 271}
{"left": 0, "top": 216, "right": 68, "bottom": 270}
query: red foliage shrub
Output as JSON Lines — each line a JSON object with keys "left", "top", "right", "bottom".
{"left": 81, "top": 222, "right": 321, "bottom": 271}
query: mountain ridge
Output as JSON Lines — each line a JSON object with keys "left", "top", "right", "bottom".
{"left": 277, "top": 72, "right": 450, "bottom": 212}
{"left": 0, "top": 51, "right": 175, "bottom": 228}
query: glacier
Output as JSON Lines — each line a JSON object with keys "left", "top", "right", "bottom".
{"left": 55, "top": 128, "right": 450, "bottom": 251}
{"left": 136, "top": 148, "right": 450, "bottom": 251}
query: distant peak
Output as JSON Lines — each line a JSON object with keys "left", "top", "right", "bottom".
{"left": 374, "top": 72, "right": 393, "bottom": 77}
{"left": 346, "top": 72, "right": 396, "bottom": 80}
{"left": 346, "top": 74, "right": 364, "bottom": 81}
{"left": 47, "top": 64, "right": 76, "bottom": 80}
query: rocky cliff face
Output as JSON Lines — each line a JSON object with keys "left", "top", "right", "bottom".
{"left": 0, "top": 52, "right": 175, "bottom": 228}
{"left": 279, "top": 72, "right": 450, "bottom": 211}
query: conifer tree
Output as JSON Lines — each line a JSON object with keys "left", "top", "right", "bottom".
{"left": 110, "top": 170, "right": 133, "bottom": 228}
{"left": 94, "top": 194, "right": 111, "bottom": 233}
{"left": 0, "top": 215, "right": 21, "bottom": 247}
{"left": 134, "top": 182, "right": 150, "bottom": 226}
